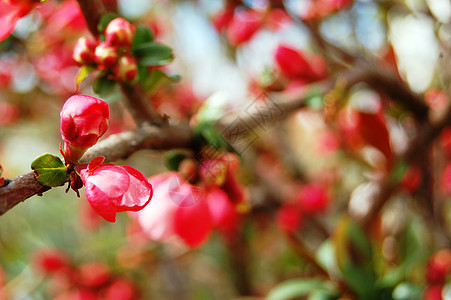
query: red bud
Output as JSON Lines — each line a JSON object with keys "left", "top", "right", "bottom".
{"left": 94, "top": 42, "right": 118, "bottom": 69}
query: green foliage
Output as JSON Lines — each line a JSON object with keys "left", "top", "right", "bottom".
{"left": 164, "top": 150, "right": 190, "bottom": 171}
{"left": 31, "top": 154, "right": 68, "bottom": 187}
{"left": 132, "top": 26, "right": 154, "bottom": 50}
{"left": 133, "top": 42, "right": 173, "bottom": 67}
{"left": 266, "top": 278, "right": 338, "bottom": 300}
{"left": 93, "top": 73, "right": 119, "bottom": 101}
{"left": 140, "top": 69, "right": 180, "bottom": 93}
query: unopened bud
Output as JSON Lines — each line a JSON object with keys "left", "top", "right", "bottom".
{"left": 114, "top": 55, "right": 138, "bottom": 82}
{"left": 94, "top": 42, "right": 118, "bottom": 69}
{"left": 105, "top": 18, "right": 134, "bottom": 47}
{"left": 73, "top": 37, "right": 97, "bottom": 65}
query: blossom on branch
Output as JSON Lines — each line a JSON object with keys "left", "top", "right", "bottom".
{"left": 80, "top": 157, "right": 153, "bottom": 223}
{"left": 60, "top": 94, "right": 109, "bottom": 163}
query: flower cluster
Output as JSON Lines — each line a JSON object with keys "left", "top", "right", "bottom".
{"left": 73, "top": 17, "right": 138, "bottom": 82}
{"left": 33, "top": 248, "right": 139, "bottom": 300}
{"left": 132, "top": 153, "right": 247, "bottom": 248}
{"left": 60, "top": 95, "right": 152, "bottom": 221}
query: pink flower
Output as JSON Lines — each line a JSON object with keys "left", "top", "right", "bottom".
{"left": 133, "top": 171, "right": 243, "bottom": 248}
{"left": 105, "top": 17, "right": 134, "bottom": 47}
{"left": 60, "top": 95, "right": 109, "bottom": 162}
{"left": 131, "top": 172, "right": 180, "bottom": 241}
{"left": 80, "top": 157, "right": 153, "bottom": 222}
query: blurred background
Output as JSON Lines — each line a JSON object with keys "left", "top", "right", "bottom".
{"left": 1, "top": 0, "right": 451, "bottom": 299}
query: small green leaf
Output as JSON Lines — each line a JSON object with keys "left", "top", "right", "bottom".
{"left": 31, "top": 154, "right": 68, "bottom": 187}
{"left": 75, "top": 65, "right": 95, "bottom": 91}
{"left": 165, "top": 150, "right": 190, "bottom": 171}
{"left": 97, "top": 13, "right": 120, "bottom": 34}
{"left": 132, "top": 26, "right": 154, "bottom": 51}
{"left": 133, "top": 42, "right": 173, "bottom": 66}
{"left": 266, "top": 279, "right": 332, "bottom": 300}
{"left": 93, "top": 74, "right": 116, "bottom": 98}
{"left": 141, "top": 69, "right": 180, "bottom": 93}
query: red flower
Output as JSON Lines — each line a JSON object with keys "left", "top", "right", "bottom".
{"left": 33, "top": 248, "right": 69, "bottom": 274}
{"left": 103, "top": 279, "right": 137, "bottom": 300}
{"left": 426, "top": 249, "right": 451, "bottom": 284}
{"left": 133, "top": 170, "right": 243, "bottom": 248}
{"left": 113, "top": 55, "right": 138, "bottom": 82}
{"left": 78, "top": 262, "right": 111, "bottom": 288}
{"left": 80, "top": 157, "right": 153, "bottom": 222}
{"left": 105, "top": 17, "right": 134, "bottom": 47}
{"left": 0, "top": 1, "right": 36, "bottom": 42}
{"left": 73, "top": 37, "right": 98, "bottom": 65}
{"left": 298, "top": 183, "right": 330, "bottom": 214}
{"left": 276, "top": 203, "right": 303, "bottom": 234}
{"left": 275, "top": 45, "right": 327, "bottom": 81}
{"left": 174, "top": 193, "right": 213, "bottom": 248}
{"left": 94, "top": 42, "right": 118, "bottom": 69}
{"left": 400, "top": 165, "right": 422, "bottom": 193}
{"left": 226, "top": 9, "right": 264, "bottom": 46}
{"left": 60, "top": 94, "right": 109, "bottom": 162}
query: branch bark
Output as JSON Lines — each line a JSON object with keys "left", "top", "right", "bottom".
{"left": 0, "top": 124, "right": 193, "bottom": 216}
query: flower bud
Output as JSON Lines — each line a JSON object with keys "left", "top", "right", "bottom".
{"left": 60, "top": 95, "right": 109, "bottom": 162}
{"left": 80, "top": 157, "right": 153, "bottom": 222}
{"left": 73, "top": 37, "right": 97, "bottom": 65}
{"left": 105, "top": 17, "right": 134, "bottom": 47}
{"left": 113, "top": 55, "right": 138, "bottom": 82}
{"left": 94, "top": 42, "right": 118, "bottom": 69}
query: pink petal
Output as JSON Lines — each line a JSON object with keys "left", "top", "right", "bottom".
{"left": 131, "top": 173, "right": 179, "bottom": 241}
{"left": 115, "top": 165, "right": 153, "bottom": 211}
{"left": 84, "top": 180, "right": 117, "bottom": 222}
{"left": 174, "top": 195, "right": 213, "bottom": 248}
{"left": 0, "top": 2, "right": 32, "bottom": 42}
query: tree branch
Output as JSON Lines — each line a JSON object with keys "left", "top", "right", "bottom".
{"left": 0, "top": 124, "right": 193, "bottom": 216}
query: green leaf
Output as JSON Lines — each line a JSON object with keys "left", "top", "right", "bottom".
{"left": 266, "top": 279, "right": 331, "bottom": 300}
{"left": 31, "top": 154, "right": 68, "bottom": 187}
{"left": 132, "top": 26, "right": 154, "bottom": 51}
{"left": 97, "top": 13, "right": 120, "bottom": 34}
{"left": 141, "top": 69, "right": 180, "bottom": 93}
{"left": 93, "top": 74, "right": 116, "bottom": 98}
{"left": 75, "top": 65, "right": 95, "bottom": 91}
{"left": 194, "top": 122, "right": 230, "bottom": 151}
{"left": 133, "top": 42, "right": 173, "bottom": 66}
{"left": 164, "top": 151, "right": 190, "bottom": 171}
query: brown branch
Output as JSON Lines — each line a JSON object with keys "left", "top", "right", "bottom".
{"left": 119, "top": 83, "right": 166, "bottom": 126}
{"left": 76, "top": 0, "right": 106, "bottom": 36}
{"left": 0, "top": 173, "right": 50, "bottom": 216}
{"left": 0, "top": 124, "right": 193, "bottom": 216}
